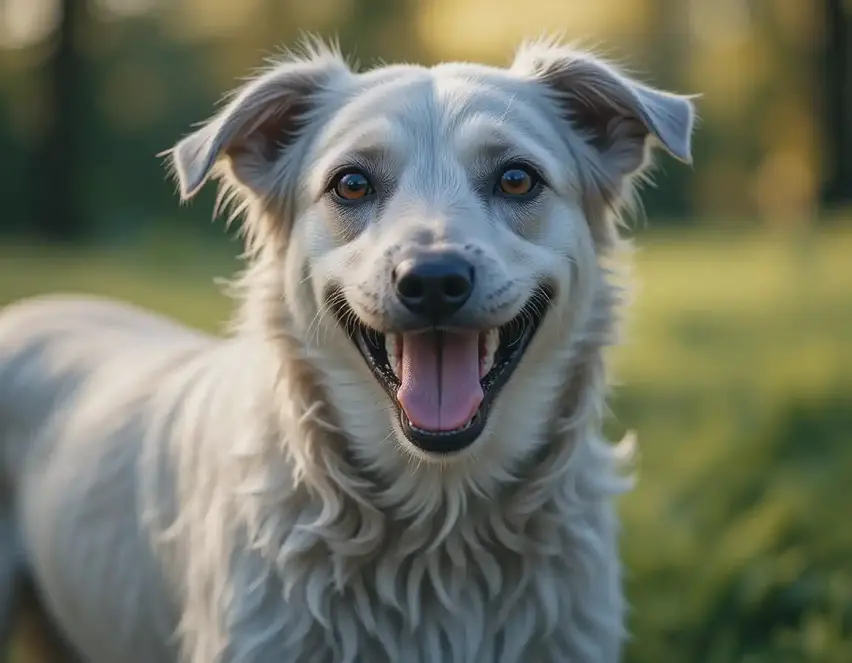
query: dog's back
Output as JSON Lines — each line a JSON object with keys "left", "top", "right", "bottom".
{"left": 0, "top": 295, "right": 211, "bottom": 479}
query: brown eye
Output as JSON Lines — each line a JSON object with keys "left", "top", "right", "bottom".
{"left": 497, "top": 166, "right": 538, "bottom": 197}
{"left": 332, "top": 171, "right": 374, "bottom": 201}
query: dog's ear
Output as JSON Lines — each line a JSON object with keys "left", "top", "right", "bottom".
{"left": 167, "top": 43, "right": 351, "bottom": 201}
{"left": 511, "top": 41, "right": 696, "bottom": 187}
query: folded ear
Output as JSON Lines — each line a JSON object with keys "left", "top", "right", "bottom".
{"left": 511, "top": 41, "right": 696, "bottom": 186}
{"left": 166, "top": 42, "right": 351, "bottom": 201}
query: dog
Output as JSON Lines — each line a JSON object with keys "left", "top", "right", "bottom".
{"left": 0, "top": 38, "right": 694, "bottom": 663}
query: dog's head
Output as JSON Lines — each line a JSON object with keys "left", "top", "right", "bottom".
{"left": 168, "top": 39, "right": 694, "bottom": 474}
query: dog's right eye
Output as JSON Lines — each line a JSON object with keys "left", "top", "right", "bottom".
{"left": 330, "top": 170, "right": 375, "bottom": 202}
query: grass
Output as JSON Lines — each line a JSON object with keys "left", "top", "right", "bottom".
{"left": 1, "top": 225, "right": 850, "bottom": 662}
{"left": 607, "top": 228, "right": 852, "bottom": 662}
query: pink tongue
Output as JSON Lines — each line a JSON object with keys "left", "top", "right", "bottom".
{"left": 396, "top": 331, "right": 484, "bottom": 432}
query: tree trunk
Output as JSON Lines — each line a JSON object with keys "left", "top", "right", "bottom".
{"left": 32, "top": 0, "right": 86, "bottom": 243}
{"left": 821, "top": 0, "right": 852, "bottom": 207}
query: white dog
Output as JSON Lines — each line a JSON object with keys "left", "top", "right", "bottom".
{"left": 0, "top": 39, "right": 694, "bottom": 663}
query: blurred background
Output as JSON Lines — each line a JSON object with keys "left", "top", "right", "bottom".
{"left": 0, "top": 0, "right": 850, "bottom": 661}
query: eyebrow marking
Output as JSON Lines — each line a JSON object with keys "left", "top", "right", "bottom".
{"left": 497, "top": 93, "right": 516, "bottom": 123}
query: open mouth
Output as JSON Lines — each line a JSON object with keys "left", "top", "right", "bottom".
{"left": 332, "top": 286, "right": 553, "bottom": 454}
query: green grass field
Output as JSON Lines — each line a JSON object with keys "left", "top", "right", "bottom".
{"left": 1, "top": 227, "right": 850, "bottom": 662}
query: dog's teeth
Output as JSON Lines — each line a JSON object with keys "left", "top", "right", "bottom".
{"left": 385, "top": 334, "right": 401, "bottom": 377}
{"left": 480, "top": 328, "right": 500, "bottom": 377}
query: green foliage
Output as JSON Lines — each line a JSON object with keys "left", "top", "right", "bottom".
{"left": 1, "top": 228, "right": 850, "bottom": 661}
{"left": 609, "top": 229, "right": 852, "bottom": 662}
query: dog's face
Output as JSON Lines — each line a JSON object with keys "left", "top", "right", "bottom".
{"left": 304, "top": 63, "right": 594, "bottom": 460}
{"left": 169, "top": 40, "right": 694, "bottom": 472}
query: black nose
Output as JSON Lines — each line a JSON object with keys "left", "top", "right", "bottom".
{"left": 394, "top": 254, "right": 475, "bottom": 322}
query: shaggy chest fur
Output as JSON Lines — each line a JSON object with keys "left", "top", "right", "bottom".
{"left": 220, "top": 490, "right": 624, "bottom": 663}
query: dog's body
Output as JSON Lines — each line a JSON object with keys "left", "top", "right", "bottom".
{"left": 0, "top": 40, "right": 694, "bottom": 662}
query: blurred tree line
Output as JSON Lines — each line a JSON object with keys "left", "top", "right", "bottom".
{"left": 0, "top": 0, "right": 849, "bottom": 244}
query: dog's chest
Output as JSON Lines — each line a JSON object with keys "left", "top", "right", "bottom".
{"left": 224, "top": 530, "right": 612, "bottom": 663}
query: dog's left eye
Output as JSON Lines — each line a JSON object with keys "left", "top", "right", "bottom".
{"left": 496, "top": 165, "right": 540, "bottom": 198}
{"left": 330, "top": 170, "right": 375, "bottom": 202}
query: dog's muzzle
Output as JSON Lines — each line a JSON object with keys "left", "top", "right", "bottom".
{"left": 330, "top": 266, "right": 554, "bottom": 455}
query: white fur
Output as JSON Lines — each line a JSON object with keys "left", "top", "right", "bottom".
{"left": 0, "top": 38, "right": 695, "bottom": 663}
